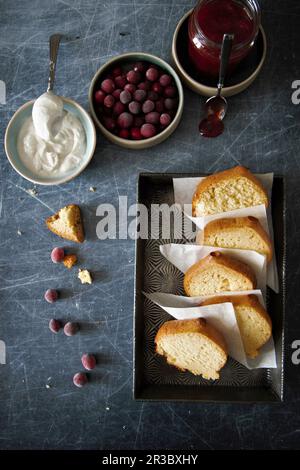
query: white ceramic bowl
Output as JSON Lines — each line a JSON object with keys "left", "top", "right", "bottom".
{"left": 4, "top": 97, "right": 96, "bottom": 185}
{"left": 89, "top": 52, "right": 184, "bottom": 149}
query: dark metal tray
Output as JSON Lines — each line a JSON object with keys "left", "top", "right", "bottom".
{"left": 134, "top": 173, "right": 286, "bottom": 402}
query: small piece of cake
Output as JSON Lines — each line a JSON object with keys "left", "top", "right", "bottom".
{"left": 78, "top": 269, "right": 92, "bottom": 284}
{"left": 192, "top": 166, "right": 268, "bottom": 217}
{"left": 201, "top": 295, "right": 272, "bottom": 358}
{"left": 46, "top": 205, "right": 84, "bottom": 243}
{"left": 184, "top": 251, "right": 256, "bottom": 297}
{"left": 63, "top": 254, "right": 77, "bottom": 269}
{"left": 155, "top": 318, "right": 228, "bottom": 380}
{"left": 202, "top": 216, "right": 273, "bottom": 262}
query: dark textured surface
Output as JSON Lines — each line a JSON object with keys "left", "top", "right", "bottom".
{"left": 0, "top": 0, "right": 299, "bottom": 450}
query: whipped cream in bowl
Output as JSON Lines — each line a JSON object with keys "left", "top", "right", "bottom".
{"left": 5, "top": 92, "right": 96, "bottom": 185}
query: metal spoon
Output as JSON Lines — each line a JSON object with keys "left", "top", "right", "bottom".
{"left": 47, "top": 33, "right": 63, "bottom": 92}
{"left": 205, "top": 33, "right": 234, "bottom": 120}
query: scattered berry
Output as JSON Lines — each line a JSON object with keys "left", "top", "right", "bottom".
{"left": 101, "top": 78, "right": 115, "bottom": 94}
{"left": 44, "top": 289, "right": 58, "bottom": 304}
{"left": 81, "top": 353, "right": 96, "bottom": 370}
{"left": 64, "top": 322, "right": 79, "bottom": 336}
{"left": 141, "top": 123, "right": 156, "bottom": 138}
{"left": 73, "top": 372, "right": 88, "bottom": 388}
{"left": 49, "top": 319, "right": 62, "bottom": 333}
{"left": 51, "top": 247, "right": 65, "bottom": 263}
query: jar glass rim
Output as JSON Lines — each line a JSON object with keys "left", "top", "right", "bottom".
{"left": 193, "top": 0, "right": 261, "bottom": 51}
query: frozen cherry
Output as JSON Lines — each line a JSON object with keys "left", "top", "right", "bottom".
{"left": 134, "top": 61, "right": 146, "bottom": 73}
{"left": 134, "top": 89, "right": 147, "bottom": 102}
{"left": 152, "top": 82, "right": 163, "bottom": 94}
{"left": 113, "top": 101, "right": 125, "bottom": 115}
{"left": 133, "top": 115, "right": 145, "bottom": 127}
{"left": 131, "top": 127, "right": 142, "bottom": 140}
{"left": 145, "top": 111, "right": 160, "bottom": 124}
{"left": 128, "top": 101, "right": 141, "bottom": 115}
{"left": 138, "top": 81, "right": 151, "bottom": 91}
{"left": 104, "top": 94, "right": 115, "bottom": 108}
{"left": 124, "top": 83, "right": 136, "bottom": 94}
{"left": 51, "top": 247, "right": 64, "bottom": 263}
{"left": 164, "top": 98, "right": 177, "bottom": 110}
{"left": 112, "top": 66, "right": 122, "bottom": 77}
{"left": 160, "top": 113, "right": 172, "bottom": 126}
{"left": 120, "top": 90, "right": 132, "bottom": 104}
{"left": 146, "top": 67, "right": 159, "bottom": 82}
{"left": 119, "top": 129, "right": 130, "bottom": 139}
{"left": 94, "top": 90, "right": 106, "bottom": 104}
{"left": 117, "top": 112, "right": 133, "bottom": 129}
{"left": 159, "top": 74, "right": 172, "bottom": 87}
{"left": 114, "top": 75, "right": 127, "bottom": 89}
{"left": 73, "top": 372, "right": 88, "bottom": 388}
{"left": 64, "top": 322, "right": 79, "bottom": 336}
{"left": 102, "top": 116, "right": 116, "bottom": 131}
{"left": 101, "top": 78, "right": 115, "bottom": 94}
{"left": 142, "top": 100, "right": 155, "bottom": 113}
{"left": 155, "top": 98, "right": 165, "bottom": 113}
{"left": 112, "top": 88, "right": 121, "bottom": 100}
{"left": 49, "top": 318, "right": 62, "bottom": 333}
{"left": 141, "top": 123, "right": 156, "bottom": 138}
{"left": 81, "top": 353, "right": 96, "bottom": 370}
{"left": 164, "top": 85, "right": 177, "bottom": 98}
{"left": 147, "top": 91, "right": 159, "bottom": 101}
{"left": 44, "top": 289, "right": 58, "bottom": 304}
{"left": 126, "top": 70, "right": 141, "bottom": 84}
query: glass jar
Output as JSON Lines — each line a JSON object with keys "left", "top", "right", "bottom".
{"left": 188, "top": 0, "right": 261, "bottom": 78}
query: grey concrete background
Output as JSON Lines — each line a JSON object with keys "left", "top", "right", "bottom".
{"left": 0, "top": 0, "right": 300, "bottom": 450}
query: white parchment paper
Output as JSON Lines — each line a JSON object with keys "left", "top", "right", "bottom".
{"left": 144, "top": 290, "right": 277, "bottom": 369}
{"left": 173, "top": 173, "right": 279, "bottom": 292}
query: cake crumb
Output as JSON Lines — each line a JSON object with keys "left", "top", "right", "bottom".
{"left": 63, "top": 254, "right": 77, "bottom": 269}
{"left": 17, "top": 230, "right": 22, "bottom": 236}
{"left": 105, "top": 407, "right": 110, "bottom": 411}
{"left": 78, "top": 269, "right": 92, "bottom": 285}
{"left": 89, "top": 186, "right": 96, "bottom": 192}
{"left": 26, "top": 188, "right": 38, "bottom": 196}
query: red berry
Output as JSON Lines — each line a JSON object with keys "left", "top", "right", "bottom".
{"left": 164, "top": 98, "right": 177, "bottom": 110}
{"left": 152, "top": 82, "right": 163, "bottom": 94}
{"left": 146, "top": 67, "right": 159, "bottom": 82}
{"left": 145, "top": 111, "right": 160, "bottom": 124}
{"left": 164, "top": 85, "right": 177, "bottom": 98}
{"left": 44, "top": 289, "right": 58, "bottom": 303}
{"left": 134, "top": 89, "right": 147, "bottom": 102}
{"left": 49, "top": 318, "right": 62, "bottom": 333}
{"left": 101, "top": 78, "right": 115, "bottom": 94}
{"left": 64, "top": 322, "right": 79, "bottom": 336}
{"left": 113, "top": 101, "right": 126, "bottom": 115}
{"left": 102, "top": 116, "right": 116, "bottom": 131}
{"left": 128, "top": 101, "right": 141, "bottom": 115}
{"left": 112, "top": 66, "right": 122, "bottom": 77}
{"left": 159, "top": 74, "right": 172, "bottom": 87}
{"left": 134, "top": 61, "right": 146, "bottom": 73}
{"left": 114, "top": 75, "right": 127, "bottom": 89}
{"left": 117, "top": 112, "right": 133, "bottom": 129}
{"left": 112, "top": 88, "right": 121, "bottom": 100}
{"left": 81, "top": 353, "right": 96, "bottom": 370}
{"left": 131, "top": 127, "right": 142, "bottom": 140}
{"left": 138, "top": 81, "right": 151, "bottom": 91}
{"left": 147, "top": 91, "right": 159, "bottom": 101}
{"left": 73, "top": 372, "right": 88, "bottom": 388}
{"left": 133, "top": 115, "right": 145, "bottom": 127}
{"left": 51, "top": 247, "right": 64, "bottom": 263}
{"left": 126, "top": 70, "right": 141, "bottom": 84}
{"left": 141, "top": 123, "right": 156, "bottom": 138}
{"left": 104, "top": 94, "right": 115, "bottom": 108}
{"left": 142, "top": 99, "right": 155, "bottom": 113}
{"left": 160, "top": 113, "right": 172, "bottom": 126}
{"left": 119, "top": 129, "right": 130, "bottom": 139}
{"left": 155, "top": 98, "right": 165, "bottom": 113}
{"left": 94, "top": 90, "right": 106, "bottom": 104}
{"left": 120, "top": 90, "right": 132, "bottom": 104}
{"left": 124, "top": 83, "right": 136, "bottom": 94}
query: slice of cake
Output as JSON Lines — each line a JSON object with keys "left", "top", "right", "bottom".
{"left": 184, "top": 251, "right": 257, "bottom": 296}
{"left": 46, "top": 205, "right": 84, "bottom": 243}
{"left": 203, "top": 216, "right": 273, "bottom": 262}
{"left": 192, "top": 166, "right": 268, "bottom": 217}
{"left": 201, "top": 295, "right": 272, "bottom": 358}
{"left": 155, "top": 318, "right": 228, "bottom": 380}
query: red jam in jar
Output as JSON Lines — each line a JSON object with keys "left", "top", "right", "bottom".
{"left": 188, "top": 0, "right": 261, "bottom": 78}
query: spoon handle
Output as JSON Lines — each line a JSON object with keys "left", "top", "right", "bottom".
{"left": 218, "top": 34, "right": 234, "bottom": 92}
{"left": 47, "top": 34, "right": 63, "bottom": 92}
